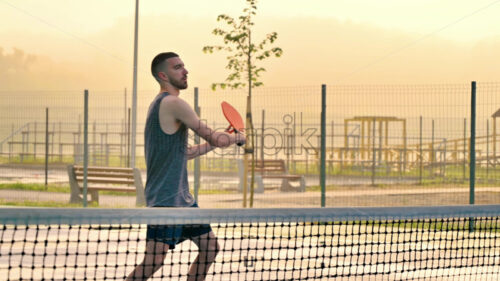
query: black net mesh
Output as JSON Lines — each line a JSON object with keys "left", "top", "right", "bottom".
{"left": 1, "top": 206, "right": 499, "bottom": 280}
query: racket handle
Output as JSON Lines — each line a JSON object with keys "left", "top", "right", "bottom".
{"left": 235, "top": 129, "right": 244, "bottom": 146}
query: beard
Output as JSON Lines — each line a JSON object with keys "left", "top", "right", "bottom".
{"left": 170, "top": 77, "right": 188, "bottom": 90}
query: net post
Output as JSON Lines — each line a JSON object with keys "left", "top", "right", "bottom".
{"left": 469, "top": 81, "right": 476, "bottom": 232}
{"left": 83, "top": 89, "right": 89, "bottom": 208}
{"left": 194, "top": 87, "right": 200, "bottom": 203}
{"left": 320, "top": 84, "right": 326, "bottom": 207}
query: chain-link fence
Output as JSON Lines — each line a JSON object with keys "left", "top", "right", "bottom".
{"left": 0, "top": 83, "right": 499, "bottom": 208}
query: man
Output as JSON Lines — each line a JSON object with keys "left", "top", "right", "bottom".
{"left": 127, "top": 52, "right": 245, "bottom": 281}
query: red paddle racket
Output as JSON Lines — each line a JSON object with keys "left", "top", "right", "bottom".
{"left": 221, "top": 101, "right": 245, "bottom": 133}
{"left": 221, "top": 101, "right": 245, "bottom": 146}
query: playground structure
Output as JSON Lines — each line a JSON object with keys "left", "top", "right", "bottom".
{"left": 0, "top": 121, "right": 131, "bottom": 167}
{"left": 311, "top": 111, "right": 500, "bottom": 177}
{"left": 343, "top": 116, "right": 407, "bottom": 170}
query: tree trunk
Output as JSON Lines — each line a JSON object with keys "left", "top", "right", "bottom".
{"left": 248, "top": 30, "right": 256, "bottom": 208}
{"left": 242, "top": 30, "right": 256, "bottom": 208}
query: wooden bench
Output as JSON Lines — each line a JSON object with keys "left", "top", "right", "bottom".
{"left": 238, "top": 159, "right": 306, "bottom": 193}
{"left": 67, "top": 165, "right": 146, "bottom": 206}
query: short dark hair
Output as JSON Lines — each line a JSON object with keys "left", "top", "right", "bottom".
{"left": 151, "top": 52, "right": 179, "bottom": 82}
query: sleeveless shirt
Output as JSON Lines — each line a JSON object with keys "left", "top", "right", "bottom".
{"left": 144, "top": 92, "right": 194, "bottom": 207}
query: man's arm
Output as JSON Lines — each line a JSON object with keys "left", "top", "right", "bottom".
{"left": 163, "top": 96, "right": 246, "bottom": 148}
{"left": 186, "top": 142, "right": 214, "bottom": 160}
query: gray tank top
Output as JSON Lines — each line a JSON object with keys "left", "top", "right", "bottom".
{"left": 143, "top": 92, "right": 194, "bottom": 207}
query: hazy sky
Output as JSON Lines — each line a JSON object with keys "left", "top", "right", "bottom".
{"left": 1, "top": 0, "right": 499, "bottom": 90}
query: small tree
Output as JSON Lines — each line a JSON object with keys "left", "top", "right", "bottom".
{"left": 203, "top": 0, "right": 282, "bottom": 207}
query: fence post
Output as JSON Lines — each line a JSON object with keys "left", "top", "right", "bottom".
{"left": 371, "top": 117, "right": 376, "bottom": 186}
{"left": 470, "top": 84, "right": 476, "bottom": 199}
{"left": 463, "top": 118, "right": 467, "bottom": 182}
{"left": 260, "top": 110, "right": 265, "bottom": 162}
{"left": 331, "top": 121, "right": 335, "bottom": 172}
{"left": 194, "top": 87, "right": 200, "bottom": 203}
{"left": 127, "top": 108, "right": 131, "bottom": 167}
{"left": 320, "top": 84, "right": 326, "bottom": 207}
{"left": 45, "top": 108, "right": 49, "bottom": 188}
{"left": 419, "top": 116, "right": 423, "bottom": 185}
{"left": 58, "top": 122, "right": 62, "bottom": 162}
{"left": 34, "top": 122, "right": 37, "bottom": 159}
{"left": 486, "top": 119, "right": 489, "bottom": 179}
{"left": 431, "top": 119, "right": 435, "bottom": 176}
{"left": 83, "top": 90, "right": 89, "bottom": 208}
{"left": 469, "top": 81, "right": 476, "bottom": 232}
{"left": 403, "top": 119, "right": 407, "bottom": 173}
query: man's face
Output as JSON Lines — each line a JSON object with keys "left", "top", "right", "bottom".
{"left": 163, "top": 57, "right": 188, "bottom": 90}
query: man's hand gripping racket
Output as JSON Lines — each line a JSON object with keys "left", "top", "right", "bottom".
{"left": 221, "top": 101, "right": 246, "bottom": 146}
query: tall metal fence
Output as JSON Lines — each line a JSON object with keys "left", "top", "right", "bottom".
{"left": 0, "top": 82, "right": 499, "bottom": 208}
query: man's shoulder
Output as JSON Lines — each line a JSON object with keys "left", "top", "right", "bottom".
{"left": 160, "top": 95, "right": 191, "bottom": 114}
{"left": 160, "top": 94, "right": 185, "bottom": 106}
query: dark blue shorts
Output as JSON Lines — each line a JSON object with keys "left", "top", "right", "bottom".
{"left": 146, "top": 203, "right": 212, "bottom": 249}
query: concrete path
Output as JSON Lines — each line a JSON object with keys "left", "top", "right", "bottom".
{"left": 1, "top": 164, "right": 499, "bottom": 208}
{"left": 2, "top": 187, "right": 499, "bottom": 208}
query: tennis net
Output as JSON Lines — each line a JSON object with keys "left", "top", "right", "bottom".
{"left": 1, "top": 205, "right": 499, "bottom": 280}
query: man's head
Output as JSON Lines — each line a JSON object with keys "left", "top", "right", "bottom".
{"left": 151, "top": 52, "right": 188, "bottom": 90}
